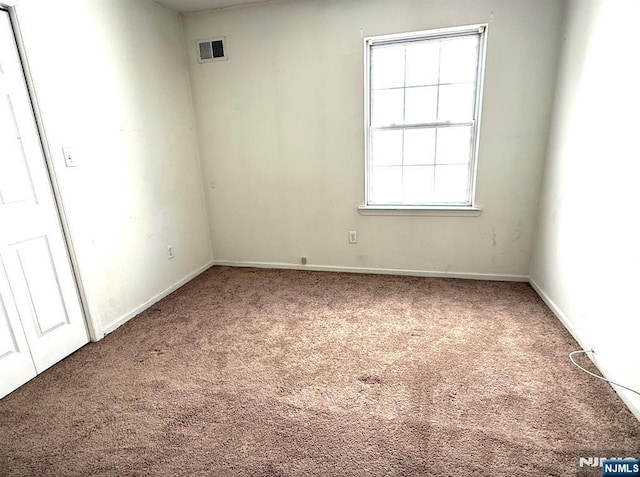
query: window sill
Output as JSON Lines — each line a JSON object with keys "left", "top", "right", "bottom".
{"left": 357, "top": 205, "right": 482, "bottom": 217}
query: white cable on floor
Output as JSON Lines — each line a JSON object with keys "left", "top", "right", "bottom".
{"left": 569, "top": 350, "right": 640, "bottom": 396}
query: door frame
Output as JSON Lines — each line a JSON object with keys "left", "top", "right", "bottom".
{"left": 0, "top": 2, "right": 103, "bottom": 341}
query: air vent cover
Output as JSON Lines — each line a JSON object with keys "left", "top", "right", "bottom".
{"left": 197, "top": 37, "right": 227, "bottom": 63}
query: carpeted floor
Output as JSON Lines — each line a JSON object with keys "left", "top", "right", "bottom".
{"left": 0, "top": 266, "right": 638, "bottom": 476}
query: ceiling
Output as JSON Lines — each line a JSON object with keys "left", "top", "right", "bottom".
{"left": 154, "top": 0, "right": 274, "bottom": 13}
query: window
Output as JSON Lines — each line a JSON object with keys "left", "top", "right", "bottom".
{"left": 364, "top": 25, "right": 487, "bottom": 210}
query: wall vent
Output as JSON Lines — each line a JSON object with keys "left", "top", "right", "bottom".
{"left": 197, "top": 37, "right": 227, "bottom": 63}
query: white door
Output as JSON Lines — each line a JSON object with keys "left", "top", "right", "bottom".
{"left": 0, "top": 9, "right": 88, "bottom": 399}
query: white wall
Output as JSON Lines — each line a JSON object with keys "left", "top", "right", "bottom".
{"left": 14, "top": 0, "right": 212, "bottom": 334}
{"left": 531, "top": 0, "right": 640, "bottom": 418}
{"left": 183, "top": 0, "right": 564, "bottom": 278}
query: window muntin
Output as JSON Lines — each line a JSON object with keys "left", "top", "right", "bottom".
{"left": 365, "top": 26, "right": 486, "bottom": 207}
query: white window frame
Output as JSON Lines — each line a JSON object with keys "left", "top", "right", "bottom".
{"left": 360, "top": 24, "right": 488, "bottom": 216}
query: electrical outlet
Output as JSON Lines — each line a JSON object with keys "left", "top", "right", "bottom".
{"left": 167, "top": 246, "right": 174, "bottom": 259}
{"left": 301, "top": 256, "right": 307, "bottom": 265}
{"left": 348, "top": 231, "right": 357, "bottom": 244}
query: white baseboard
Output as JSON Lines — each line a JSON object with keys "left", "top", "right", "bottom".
{"left": 102, "top": 261, "right": 214, "bottom": 336}
{"left": 593, "top": 357, "right": 640, "bottom": 422}
{"left": 528, "top": 278, "right": 589, "bottom": 350}
{"left": 529, "top": 277, "right": 640, "bottom": 422}
{"left": 211, "top": 260, "right": 529, "bottom": 282}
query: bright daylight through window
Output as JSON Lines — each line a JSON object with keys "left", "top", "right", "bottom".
{"left": 365, "top": 25, "right": 487, "bottom": 208}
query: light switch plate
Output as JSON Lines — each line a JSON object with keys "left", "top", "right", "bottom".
{"left": 62, "top": 147, "right": 77, "bottom": 167}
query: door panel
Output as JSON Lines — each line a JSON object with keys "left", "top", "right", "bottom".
{"left": 0, "top": 94, "right": 36, "bottom": 205}
{"left": 4, "top": 235, "right": 87, "bottom": 372}
{"left": 0, "top": 9, "right": 88, "bottom": 398}
{"left": 0, "top": 257, "right": 37, "bottom": 398}
{"left": 11, "top": 236, "right": 71, "bottom": 336}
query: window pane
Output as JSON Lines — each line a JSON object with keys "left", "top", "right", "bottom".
{"left": 403, "top": 165, "right": 435, "bottom": 204}
{"left": 372, "top": 88, "right": 404, "bottom": 126}
{"left": 367, "top": 27, "right": 484, "bottom": 207}
{"left": 437, "top": 83, "right": 475, "bottom": 122}
{"left": 434, "top": 165, "right": 469, "bottom": 203}
{"left": 404, "top": 86, "right": 438, "bottom": 124}
{"left": 371, "top": 45, "right": 405, "bottom": 89}
{"left": 370, "top": 166, "right": 403, "bottom": 204}
{"left": 404, "top": 128, "right": 436, "bottom": 165}
{"left": 405, "top": 41, "right": 439, "bottom": 87}
{"left": 439, "top": 35, "right": 479, "bottom": 84}
{"left": 436, "top": 126, "right": 472, "bottom": 165}
{"left": 372, "top": 129, "right": 403, "bottom": 166}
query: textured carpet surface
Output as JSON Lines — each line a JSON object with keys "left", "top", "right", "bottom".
{"left": 0, "top": 266, "right": 638, "bottom": 476}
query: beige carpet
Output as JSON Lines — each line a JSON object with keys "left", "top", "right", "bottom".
{"left": 1, "top": 266, "right": 638, "bottom": 476}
